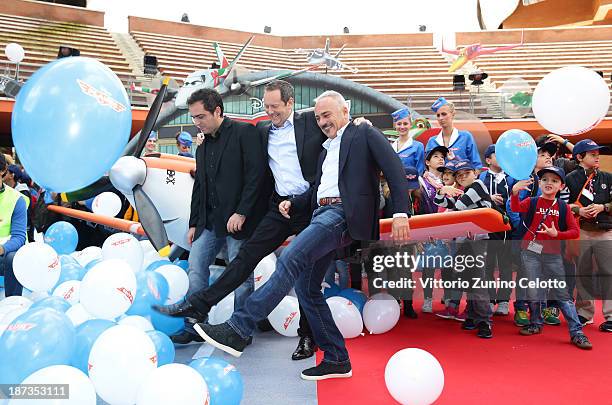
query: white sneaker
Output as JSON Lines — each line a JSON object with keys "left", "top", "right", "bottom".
{"left": 495, "top": 301, "right": 509, "bottom": 315}
{"left": 422, "top": 298, "right": 433, "bottom": 313}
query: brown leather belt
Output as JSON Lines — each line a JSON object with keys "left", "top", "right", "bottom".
{"left": 319, "top": 197, "right": 342, "bottom": 206}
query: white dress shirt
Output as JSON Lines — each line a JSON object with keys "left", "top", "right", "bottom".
{"left": 317, "top": 123, "right": 349, "bottom": 201}
{"left": 267, "top": 112, "right": 310, "bottom": 196}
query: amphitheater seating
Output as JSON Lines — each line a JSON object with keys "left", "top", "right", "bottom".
{"left": 0, "top": 13, "right": 147, "bottom": 106}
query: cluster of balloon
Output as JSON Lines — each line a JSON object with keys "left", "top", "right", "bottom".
{"left": 532, "top": 66, "right": 610, "bottom": 136}
{"left": 11, "top": 57, "right": 132, "bottom": 193}
{"left": 385, "top": 348, "right": 445, "bottom": 405}
{"left": 495, "top": 129, "right": 537, "bottom": 180}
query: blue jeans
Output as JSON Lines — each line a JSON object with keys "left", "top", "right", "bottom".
{"left": 324, "top": 260, "right": 349, "bottom": 289}
{"left": 227, "top": 204, "right": 351, "bottom": 364}
{"left": 521, "top": 250, "right": 583, "bottom": 337}
{"left": 0, "top": 252, "right": 21, "bottom": 297}
{"left": 187, "top": 229, "right": 250, "bottom": 311}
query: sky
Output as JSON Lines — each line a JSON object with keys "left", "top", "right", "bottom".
{"left": 87, "top": 0, "right": 504, "bottom": 36}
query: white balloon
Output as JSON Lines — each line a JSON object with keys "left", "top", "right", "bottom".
{"left": 136, "top": 363, "right": 209, "bottom": 405}
{"left": 385, "top": 348, "right": 444, "bottom": 405}
{"left": 532, "top": 66, "right": 610, "bottom": 135}
{"left": 5, "top": 43, "right": 25, "bottom": 63}
{"left": 0, "top": 306, "right": 27, "bottom": 337}
{"left": 13, "top": 242, "right": 61, "bottom": 292}
{"left": 327, "top": 296, "right": 363, "bottom": 339}
{"left": 80, "top": 259, "right": 137, "bottom": 319}
{"left": 53, "top": 280, "right": 81, "bottom": 305}
{"left": 253, "top": 254, "right": 277, "bottom": 290}
{"left": 363, "top": 293, "right": 400, "bottom": 334}
{"left": 208, "top": 293, "right": 234, "bottom": 325}
{"left": 102, "top": 233, "right": 144, "bottom": 273}
{"left": 92, "top": 192, "right": 123, "bottom": 217}
{"left": 119, "top": 315, "right": 154, "bottom": 331}
{"left": 89, "top": 325, "right": 157, "bottom": 405}
{"left": 141, "top": 250, "right": 169, "bottom": 270}
{"left": 12, "top": 365, "right": 96, "bottom": 405}
{"left": 139, "top": 239, "right": 156, "bottom": 254}
{"left": 72, "top": 246, "right": 103, "bottom": 267}
{"left": 65, "top": 303, "right": 94, "bottom": 327}
{"left": 0, "top": 295, "right": 32, "bottom": 309}
{"left": 268, "top": 296, "right": 300, "bottom": 337}
{"left": 154, "top": 264, "right": 189, "bottom": 304}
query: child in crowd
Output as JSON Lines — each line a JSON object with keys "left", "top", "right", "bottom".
{"left": 511, "top": 166, "right": 592, "bottom": 349}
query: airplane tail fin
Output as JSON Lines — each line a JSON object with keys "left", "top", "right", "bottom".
{"left": 224, "top": 36, "right": 255, "bottom": 77}
{"left": 213, "top": 42, "right": 229, "bottom": 69}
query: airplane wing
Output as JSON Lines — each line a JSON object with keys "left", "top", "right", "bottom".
{"left": 333, "top": 44, "right": 347, "bottom": 58}
{"left": 248, "top": 65, "right": 320, "bottom": 88}
{"left": 47, "top": 205, "right": 146, "bottom": 236}
{"left": 477, "top": 30, "right": 525, "bottom": 56}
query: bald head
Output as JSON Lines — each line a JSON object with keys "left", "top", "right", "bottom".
{"left": 314, "top": 91, "right": 350, "bottom": 139}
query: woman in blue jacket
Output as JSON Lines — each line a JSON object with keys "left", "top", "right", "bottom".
{"left": 426, "top": 97, "right": 482, "bottom": 169}
{"left": 391, "top": 108, "right": 425, "bottom": 174}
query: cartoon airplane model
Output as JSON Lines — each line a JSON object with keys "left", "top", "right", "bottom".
{"left": 295, "top": 38, "right": 358, "bottom": 73}
{"left": 442, "top": 30, "right": 524, "bottom": 73}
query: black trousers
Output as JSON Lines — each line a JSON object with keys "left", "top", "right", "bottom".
{"left": 189, "top": 195, "right": 314, "bottom": 337}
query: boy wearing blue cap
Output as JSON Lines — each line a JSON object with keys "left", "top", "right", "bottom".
{"left": 566, "top": 139, "right": 612, "bottom": 333}
{"left": 176, "top": 131, "right": 194, "bottom": 158}
{"left": 434, "top": 159, "right": 494, "bottom": 338}
{"left": 144, "top": 131, "right": 158, "bottom": 155}
{"left": 390, "top": 108, "right": 425, "bottom": 174}
{"left": 511, "top": 166, "right": 592, "bottom": 349}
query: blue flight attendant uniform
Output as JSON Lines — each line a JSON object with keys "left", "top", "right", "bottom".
{"left": 393, "top": 137, "right": 425, "bottom": 174}
{"left": 425, "top": 128, "right": 482, "bottom": 169}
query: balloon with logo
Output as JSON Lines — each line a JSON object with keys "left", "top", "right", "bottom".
{"left": 338, "top": 288, "right": 368, "bottom": 314}
{"left": 0, "top": 308, "right": 76, "bottom": 385}
{"left": 190, "top": 357, "right": 244, "bottom": 405}
{"left": 136, "top": 363, "right": 209, "bottom": 405}
{"left": 253, "top": 253, "right": 277, "bottom": 290}
{"left": 268, "top": 296, "right": 300, "bottom": 337}
{"left": 146, "top": 330, "right": 175, "bottom": 366}
{"left": 11, "top": 57, "right": 131, "bottom": 192}
{"left": 17, "top": 365, "right": 96, "bottom": 405}
{"left": 71, "top": 246, "right": 102, "bottom": 268}
{"left": 30, "top": 296, "right": 71, "bottom": 313}
{"left": 79, "top": 259, "right": 137, "bottom": 319}
{"left": 71, "top": 319, "right": 115, "bottom": 374}
{"left": 13, "top": 242, "right": 61, "bottom": 292}
{"left": 532, "top": 66, "right": 610, "bottom": 136}
{"left": 88, "top": 325, "right": 157, "bottom": 405}
{"left": 127, "top": 270, "right": 168, "bottom": 317}
{"left": 0, "top": 306, "right": 27, "bottom": 338}
{"left": 155, "top": 264, "right": 189, "bottom": 304}
{"left": 363, "top": 293, "right": 401, "bottom": 334}
{"left": 44, "top": 221, "right": 79, "bottom": 254}
{"left": 53, "top": 280, "right": 81, "bottom": 305}
{"left": 385, "top": 348, "right": 444, "bottom": 405}
{"left": 102, "top": 233, "right": 144, "bottom": 273}
{"left": 91, "top": 191, "right": 123, "bottom": 217}
{"left": 327, "top": 296, "right": 363, "bottom": 339}
{"left": 495, "top": 129, "right": 537, "bottom": 180}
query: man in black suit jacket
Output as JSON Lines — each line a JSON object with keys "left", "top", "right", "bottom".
{"left": 168, "top": 88, "right": 267, "bottom": 343}
{"left": 194, "top": 90, "right": 410, "bottom": 381}
{"left": 156, "top": 81, "right": 324, "bottom": 354}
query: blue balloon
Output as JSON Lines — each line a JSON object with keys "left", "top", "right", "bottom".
{"left": 127, "top": 271, "right": 168, "bottom": 317}
{"left": 71, "top": 319, "right": 115, "bottom": 374}
{"left": 44, "top": 221, "right": 78, "bottom": 254}
{"left": 0, "top": 308, "right": 76, "bottom": 384}
{"left": 30, "top": 296, "right": 72, "bottom": 313}
{"left": 12, "top": 57, "right": 132, "bottom": 192}
{"left": 338, "top": 288, "right": 368, "bottom": 314}
{"left": 59, "top": 254, "right": 79, "bottom": 267}
{"left": 495, "top": 129, "right": 537, "bottom": 180}
{"left": 150, "top": 311, "right": 184, "bottom": 336}
{"left": 146, "top": 330, "right": 175, "bottom": 366}
{"left": 56, "top": 261, "right": 86, "bottom": 286}
{"left": 145, "top": 260, "right": 171, "bottom": 272}
{"left": 323, "top": 282, "right": 341, "bottom": 299}
{"left": 190, "top": 357, "right": 243, "bottom": 405}
{"left": 84, "top": 258, "right": 102, "bottom": 272}
{"left": 173, "top": 259, "right": 189, "bottom": 272}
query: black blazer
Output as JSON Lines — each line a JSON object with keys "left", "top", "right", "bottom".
{"left": 292, "top": 122, "right": 409, "bottom": 241}
{"left": 256, "top": 110, "right": 327, "bottom": 195}
{"left": 189, "top": 117, "right": 267, "bottom": 240}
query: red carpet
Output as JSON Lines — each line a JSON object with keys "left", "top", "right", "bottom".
{"left": 317, "top": 300, "right": 609, "bottom": 405}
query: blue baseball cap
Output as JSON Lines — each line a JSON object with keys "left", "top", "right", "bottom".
{"left": 451, "top": 159, "right": 476, "bottom": 172}
{"left": 484, "top": 144, "right": 495, "bottom": 159}
{"left": 537, "top": 166, "right": 566, "bottom": 183}
{"left": 404, "top": 166, "right": 420, "bottom": 190}
{"left": 572, "top": 139, "right": 608, "bottom": 157}
{"left": 425, "top": 145, "right": 449, "bottom": 161}
{"left": 391, "top": 107, "right": 411, "bottom": 122}
{"left": 177, "top": 131, "right": 193, "bottom": 147}
{"left": 437, "top": 160, "right": 456, "bottom": 173}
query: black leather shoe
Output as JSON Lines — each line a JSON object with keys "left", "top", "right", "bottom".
{"left": 170, "top": 330, "right": 203, "bottom": 345}
{"left": 292, "top": 336, "right": 318, "bottom": 361}
{"left": 152, "top": 300, "right": 207, "bottom": 320}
